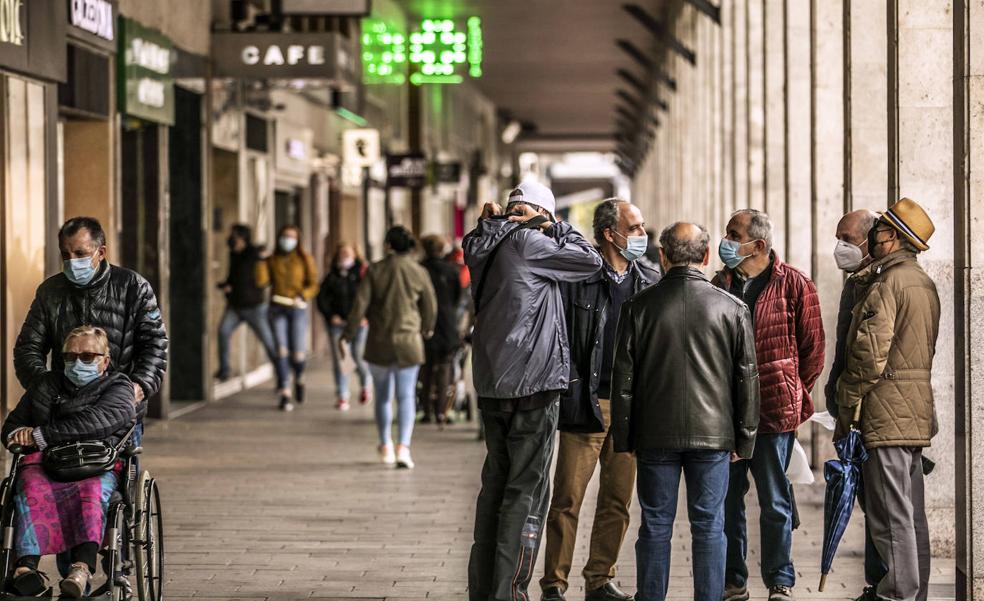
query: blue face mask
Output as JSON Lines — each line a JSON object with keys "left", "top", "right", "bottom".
{"left": 279, "top": 237, "right": 298, "bottom": 253}
{"left": 613, "top": 231, "right": 648, "bottom": 262}
{"left": 64, "top": 359, "right": 103, "bottom": 388}
{"left": 63, "top": 256, "right": 98, "bottom": 286}
{"left": 718, "top": 238, "right": 758, "bottom": 270}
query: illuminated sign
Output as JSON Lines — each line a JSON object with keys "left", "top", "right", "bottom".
{"left": 118, "top": 18, "right": 174, "bottom": 125}
{"left": 362, "top": 16, "right": 483, "bottom": 86}
{"left": 0, "top": 0, "right": 23, "bottom": 46}
{"left": 70, "top": 0, "right": 114, "bottom": 41}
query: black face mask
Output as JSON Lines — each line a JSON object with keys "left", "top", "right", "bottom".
{"left": 227, "top": 237, "right": 240, "bottom": 250}
{"left": 867, "top": 223, "right": 894, "bottom": 258}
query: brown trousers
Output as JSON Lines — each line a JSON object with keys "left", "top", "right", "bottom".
{"left": 541, "top": 399, "right": 636, "bottom": 592}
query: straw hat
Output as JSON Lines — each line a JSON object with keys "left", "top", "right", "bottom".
{"left": 880, "top": 197, "right": 935, "bottom": 252}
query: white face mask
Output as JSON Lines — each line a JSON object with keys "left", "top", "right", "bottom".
{"left": 833, "top": 239, "right": 865, "bottom": 272}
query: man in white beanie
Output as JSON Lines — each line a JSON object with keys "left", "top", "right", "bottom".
{"left": 464, "top": 181, "right": 602, "bottom": 601}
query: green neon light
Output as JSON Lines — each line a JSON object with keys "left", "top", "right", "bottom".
{"left": 335, "top": 107, "right": 369, "bottom": 127}
{"left": 364, "top": 17, "right": 482, "bottom": 86}
{"left": 361, "top": 17, "right": 408, "bottom": 84}
{"left": 410, "top": 73, "right": 464, "bottom": 85}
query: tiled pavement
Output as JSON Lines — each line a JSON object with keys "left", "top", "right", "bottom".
{"left": 145, "top": 361, "right": 955, "bottom": 601}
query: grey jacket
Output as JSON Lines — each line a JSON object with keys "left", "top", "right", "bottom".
{"left": 463, "top": 218, "right": 602, "bottom": 399}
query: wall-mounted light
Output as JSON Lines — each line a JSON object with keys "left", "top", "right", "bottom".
{"left": 501, "top": 120, "right": 522, "bottom": 144}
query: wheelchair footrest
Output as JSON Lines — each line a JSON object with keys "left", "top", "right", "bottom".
{"left": 0, "top": 588, "right": 114, "bottom": 600}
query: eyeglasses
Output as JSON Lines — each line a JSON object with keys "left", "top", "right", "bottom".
{"left": 62, "top": 352, "right": 105, "bottom": 364}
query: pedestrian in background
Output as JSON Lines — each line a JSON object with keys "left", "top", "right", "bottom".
{"left": 837, "top": 198, "right": 940, "bottom": 601}
{"left": 318, "top": 242, "right": 371, "bottom": 411}
{"left": 342, "top": 226, "right": 437, "bottom": 469}
{"left": 463, "top": 181, "right": 602, "bottom": 601}
{"left": 418, "top": 234, "right": 463, "bottom": 426}
{"left": 215, "top": 224, "right": 277, "bottom": 382}
{"left": 713, "top": 209, "right": 825, "bottom": 601}
{"left": 256, "top": 224, "right": 319, "bottom": 412}
{"left": 540, "top": 199, "right": 659, "bottom": 601}
{"left": 611, "top": 222, "right": 760, "bottom": 601}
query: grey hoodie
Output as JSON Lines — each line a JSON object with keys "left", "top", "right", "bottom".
{"left": 463, "top": 218, "right": 602, "bottom": 399}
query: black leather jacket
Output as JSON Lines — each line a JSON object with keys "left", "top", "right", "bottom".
{"left": 560, "top": 260, "right": 660, "bottom": 433}
{"left": 14, "top": 262, "right": 169, "bottom": 398}
{"left": 610, "top": 267, "right": 761, "bottom": 457}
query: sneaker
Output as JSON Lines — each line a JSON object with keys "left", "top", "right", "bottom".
{"left": 359, "top": 389, "right": 370, "bottom": 405}
{"left": 768, "top": 585, "right": 794, "bottom": 601}
{"left": 723, "top": 584, "right": 750, "bottom": 601}
{"left": 379, "top": 444, "right": 396, "bottom": 465}
{"left": 336, "top": 399, "right": 351, "bottom": 411}
{"left": 279, "top": 395, "right": 294, "bottom": 412}
{"left": 59, "top": 563, "right": 91, "bottom": 599}
{"left": 396, "top": 445, "right": 415, "bottom": 469}
{"left": 541, "top": 587, "right": 566, "bottom": 601}
{"left": 854, "top": 586, "right": 878, "bottom": 601}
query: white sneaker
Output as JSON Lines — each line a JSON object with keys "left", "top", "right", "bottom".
{"left": 379, "top": 444, "right": 396, "bottom": 465}
{"left": 336, "top": 399, "right": 351, "bottom": 411}
{"left": 396, "top": 445, "right": 415, "bottom": 469}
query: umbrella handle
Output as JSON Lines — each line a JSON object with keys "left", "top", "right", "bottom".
{"left": 852, "top": 402, "right": 863, "bottom": 427}
{"left": 819, "top": 574, "right": 827, "bottom": 592}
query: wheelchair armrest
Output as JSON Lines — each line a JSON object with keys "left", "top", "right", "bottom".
{"left": 120, "top": 446, "right": 143, "bottom": 458}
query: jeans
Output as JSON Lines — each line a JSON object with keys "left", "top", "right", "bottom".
{"left": 369, "top": 363, "right": 420, "bottom": 447}
{"left": 217, "top": 304, "right": 276, "bottom": 376}
{"left": 468, "top": 398, "right": 559, "bottom": 601}
{"left": 725, "top": 432, "right": 796, "bottom": 589}
{"left": 269, "top": 305, "right": 309, "bottom": 391}
{"left": 328, "top": 324, "right": 370, "bottom": 401}
{"left": 635, "top": 448, "right": 730, "bottom": 601}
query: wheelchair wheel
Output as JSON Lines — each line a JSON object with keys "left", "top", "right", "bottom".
{"left": 133, "top": 472, "right": 163, "bottom": 601}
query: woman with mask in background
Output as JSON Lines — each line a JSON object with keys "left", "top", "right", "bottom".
{"left": 2, "top": 325, "right": 137, "bottom": 598}
{"left": 417, "top": 235, "right": 463, "bottom": 426}
{"left": 317, "top": 242, "right": 372, "bottom": 411}
{"left": 257, "top": 225, "right": 319, "bottom": 411}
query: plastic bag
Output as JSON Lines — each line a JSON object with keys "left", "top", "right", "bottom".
{"left": 786, "top": 438, "right": 815, "bottom": 484}
{"left": 809, "top": 410, "right": 836, "bottom": 431}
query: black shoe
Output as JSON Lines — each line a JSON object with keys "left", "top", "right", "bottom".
{"left": 214, "top": 369, "right": 230, "bottom": 382}
{"left": 723, "top": 584, "right": 750, "bottom": 601}
{"left": 12, "top": 568, "right": 48, "bottom": 596}
{"left": 279, "top": 395, "right": 295, "bottom": 412}
{"left": 294, "top": 381, "right": 305, "bottom": 404}
{"left": 420, "top": 415, "right": 432, "bottom": 424}
{"left": 854, "top": 586, "right": 878, "bottom": 601}
{"left": 541, "top": 587, "right": 566, "bottom": 601}
{"left": 586, "top": 583, "right": 633, "bottom": 601}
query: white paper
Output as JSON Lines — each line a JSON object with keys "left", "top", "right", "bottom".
{"left": 786, "top": 439, "right": 815, "bottom": 484}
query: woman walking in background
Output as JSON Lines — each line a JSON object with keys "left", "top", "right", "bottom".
{"left": 341, "top": 226, "right": 436, "bottom": 469}
{"left": 318, "top": 242, "right": 372, "bottom": 411}
{"left": 418, "top": 235, "right": 462, "bottom": 426}
{"left": 257, "top": 224, "right": 319, "bottom": 412}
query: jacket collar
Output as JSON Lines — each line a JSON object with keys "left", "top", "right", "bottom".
{"left": 853, "top": 250, "right": 918, "bottom": 283}
{"left": 665, "top": 266, "right": 708, "bottom": 281}
{"left": 586, "top": 258, "right": 657, "bottom": 286}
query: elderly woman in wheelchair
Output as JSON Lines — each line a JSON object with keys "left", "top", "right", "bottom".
{"left": 1, "top": 325, "right": 137, "bottom": 598}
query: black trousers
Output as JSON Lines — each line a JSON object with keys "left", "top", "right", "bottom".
{"left": 468, "top": 397, "right": 559, "bottom": 601}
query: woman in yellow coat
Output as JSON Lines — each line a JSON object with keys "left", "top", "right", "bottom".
{"left": 256, "top": 224, "right": 319, "bottom": 411}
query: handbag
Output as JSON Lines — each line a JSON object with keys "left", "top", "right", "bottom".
{"left": 41, "top": 424, "right": 136, "bottom": 483}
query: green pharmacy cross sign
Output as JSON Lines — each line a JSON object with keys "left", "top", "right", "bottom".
{"left": 361, "top": 17, "right": 483, "bottom": 86}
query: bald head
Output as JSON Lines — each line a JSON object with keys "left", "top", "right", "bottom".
{"left": 659, "top": 222, "right": 710, "bottom": 268}
{"left": 837, "top": 210, "right": 879, "bottom": 247}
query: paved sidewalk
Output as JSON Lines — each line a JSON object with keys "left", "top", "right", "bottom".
{"left": 148, "top": 361, "right": 955, "bottom": 601}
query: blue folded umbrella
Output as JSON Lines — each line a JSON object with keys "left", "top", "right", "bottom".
{"left": 819, "top": 426, "right": 869, "bottom": 592}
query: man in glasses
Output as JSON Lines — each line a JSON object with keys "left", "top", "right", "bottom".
{"left": 13, "top": 216, "right": 168, "bottom": 416}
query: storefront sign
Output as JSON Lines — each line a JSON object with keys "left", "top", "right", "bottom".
{"left": 0, "top": 0, "right": 23, "bottom": 46}
{"left": 118, "top": 18, "right": 174, "bottom": 125}
{"left": 386, "top": 153, "right": 427, "bottom": 189}
{"left": 69, "top": 0, "right": 114, "bottom": 41}
{"left": 282, "top": 0, "right": 370, "bottom": 15}
{"left": 0, "top": 0, "right": 66, "bottom": 82}
{"left": 213, "top": 32, "right": 351, "bottom": 80}
{"left": 434, "top": 161, "right": 462, "bottom": 184}
{"left": 343, "top": 128, "right": 380, "bottom": 168}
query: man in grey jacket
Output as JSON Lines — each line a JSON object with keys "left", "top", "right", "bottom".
{"left": 464, "top": 181, "right": 602, "bottom": 601}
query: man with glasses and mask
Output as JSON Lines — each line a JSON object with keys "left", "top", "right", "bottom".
{"left": 14, "top": 216, "right": 168, "bottom": 418}
{"left": 539, "top": 199, "right": 660, "bottom": 601}
{"left": 836, "top": 198, "right": 940, "bottom": 601}
{"left": 712, "top": 209, "right": 825, "bottom": 601}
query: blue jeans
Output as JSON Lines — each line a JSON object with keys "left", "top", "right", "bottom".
{"left": 269, "top": 305, "right": 309, "bottom": 390}
{"left": 725, "top": 432, "right": 796, "bottom": 588}
{"left": 635, "top": 449, "right": 730, "bottom": 601}
{"left": 328, "top": 324, "right": 371, "bottom": 401}
{"left": 217, "top": 304, "right": 276, "bottom": 376}
{"left": 369, "top": 363, "right": 420, "bottom": 447}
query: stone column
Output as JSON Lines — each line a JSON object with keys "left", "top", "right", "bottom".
{"left": 733, "top": 0, "right": 750, "bottom": 210}
{"left": 848, "top": 0, "right": 889, "bottom": 210}
{"left": 748, "top": 0, "right": 767, "bottom": 211}
{"left": 765, "top": 0, "right": 787, "bottom": 252}
{"left": 785, "top": 0, "right": 813, "bottom": 271}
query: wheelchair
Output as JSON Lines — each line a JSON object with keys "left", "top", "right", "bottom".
{"left": 0, "top": 439, "right": 164, "bottom": 601}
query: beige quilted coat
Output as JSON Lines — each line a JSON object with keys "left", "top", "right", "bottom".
{"left": 837, "top": 251, "right": 940, "bottom": 448}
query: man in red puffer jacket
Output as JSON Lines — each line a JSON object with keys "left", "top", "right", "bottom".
{"left": 712, "top": 209, "right": 825, "bottom": 601}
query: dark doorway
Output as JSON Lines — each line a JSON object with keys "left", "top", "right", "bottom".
{"left": 275, "top": 188, "right": 302, "bottom": 231}
{"left": 168, "top": 87, "right": 206, "bottom": 403}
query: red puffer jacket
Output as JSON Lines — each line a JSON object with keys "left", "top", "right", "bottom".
{"left": 713, "top": 254, "right": 825, "bottom": 433}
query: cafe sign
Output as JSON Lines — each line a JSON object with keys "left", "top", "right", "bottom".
{"left": 0, "top": 0, "right": 23, "bottom": 46}
{"left": 118, "top": 18, "right": 174, "bottom": 125}
{"left": 68, "top": 0, "right": 116, "bottom": 52}
{"left": 212, "top": 32, "right": 353, "bottom": 82}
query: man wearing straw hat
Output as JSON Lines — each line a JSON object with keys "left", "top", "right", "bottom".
{"left": 836, "top": 197, "right": 941, "bottom": 601}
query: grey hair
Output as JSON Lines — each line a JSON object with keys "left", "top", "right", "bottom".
{"left": 900, "top": 237, "right": 920, "bottom": 253}
{"left": 659, "top": 222, "right": 711, "bottom": 266}
{"left": 593, "top": 198, "right": 629, "bottom": 245}
{"left": 731, "top": 209, "right": 774, "bottom": 253}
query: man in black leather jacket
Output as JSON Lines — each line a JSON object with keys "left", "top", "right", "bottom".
{"left": 610, "top": 222, "right": 760, "bottom": 601}
{"left": 540, "top": 199, "right": 659, "bottom": 601}
{"left": 13, "top": 217, "right": 168, "bottom": 414}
